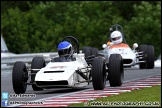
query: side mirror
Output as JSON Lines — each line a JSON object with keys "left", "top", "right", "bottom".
{"left": 102, "top": 44, "right": 107, "bottom": 48}
{"left": 133, "top": 43, "right": 138, "bottom": 49}
{"left": 110, "top": 28, "right": 113, "bottom": 33}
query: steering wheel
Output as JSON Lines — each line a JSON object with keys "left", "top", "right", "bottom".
{"left": 62, "top": 36, "right": 79, "bottom": 54}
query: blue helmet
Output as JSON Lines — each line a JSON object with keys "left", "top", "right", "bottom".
{"left": 57, "top": 41, "right": 72, "bottom": 57}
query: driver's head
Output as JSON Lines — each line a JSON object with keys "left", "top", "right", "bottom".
{"left": 57, "top": 41, "right": 72, "bottom": 57}
{"left": 110, "top": 31, "right": 123, "bottom": 44}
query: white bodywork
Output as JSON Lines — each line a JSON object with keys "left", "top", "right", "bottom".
{"left": 102, "top": 43, "right": 140, "bottom": 67}
{"left": 34, "top": 53, "right": 90, "bottom": 88}
{"left": 100, "top": 24, "right": 155, "bottom": 69}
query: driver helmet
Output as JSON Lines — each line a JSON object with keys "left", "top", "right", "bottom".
{"left": 110, "top": 31, "right": 123, "bottom": 44}
{"left": 57, "top": 41, "right": 73, "bottom": 57}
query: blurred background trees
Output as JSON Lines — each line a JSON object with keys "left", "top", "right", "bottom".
{"left": 1, "top": 1, "right": 161, "bottom": 57}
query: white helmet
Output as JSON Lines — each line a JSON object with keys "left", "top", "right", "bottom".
{"left": 110, "top": 31, "right": 123, "bottom": 44}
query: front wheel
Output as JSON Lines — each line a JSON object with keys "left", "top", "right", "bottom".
{"left": 108, "top": 54, "right": 124, "bottom": 87}
{"left": 91, "top": 57, "right": 106, "bottom": 90}
{"left": 12, "top": 61, "right": 28, "bottom": 94}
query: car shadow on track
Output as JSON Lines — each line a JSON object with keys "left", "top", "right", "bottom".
{"left": 26, "top": 87, "right": 89, "bottom": 94}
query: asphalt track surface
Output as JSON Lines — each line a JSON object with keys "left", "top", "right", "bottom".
{"left": 1, "top": 67, "right": 161, "bottom": 107}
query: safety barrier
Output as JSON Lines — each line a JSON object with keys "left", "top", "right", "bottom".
{"left": 1, "top": 52, "right": 58, "bottom": 70}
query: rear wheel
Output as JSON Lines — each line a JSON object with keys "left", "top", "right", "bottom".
{"left": 82, "top": 47, "right": 91, "bottom": 57}
{"left": 139, "top": 45, "right": 147, "bottom": 69}
{"left": 83, "top": 46, "right": 98, "bottom": 57}
{"left": 91, "top": 48, "right": 98, "bottom": 57}
{"left": 12, "top": 61, "right": 28, "bottom": 94}
{"left": 108, "top": 54, "right": 124, "bottom": 87}
{"left": 91, "top": 57, "right": 106, "bottom": 90}
{"left": 139, "top": 44, "right": 154, "bottom": 69}
{"left": 31, "top": 57, "right": 45, "bottom": 91}
{"left": 146, "top": 45, "right": 154, "bottom": 69}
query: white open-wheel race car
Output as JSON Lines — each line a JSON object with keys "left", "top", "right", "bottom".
{"left": 12, "top": 36, "right": 124, "bottom": 94}
{"left": 99, "top": 24, "right": 155, "bottom": 69}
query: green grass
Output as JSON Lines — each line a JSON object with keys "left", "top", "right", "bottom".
{"left": 69, "top": 85, "right": 161, "bottom": 107}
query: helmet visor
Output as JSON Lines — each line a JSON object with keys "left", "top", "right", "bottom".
{"left": 58, "top": 47, "right": 71, "bottom": 56}
{"left": 111, "top": 36, "right": 121, "bottom": 41}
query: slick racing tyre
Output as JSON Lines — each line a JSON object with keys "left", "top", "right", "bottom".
{"left": 12, "top": 61, "right": 28, "bottom": 94}
{"left": 146, "top": 45, "right": 154, "bottom": 69}
{"left": 91, "top": 57, "right": 106, "bottom": 90}
{"left": 31, "top": 57, "right": 45, "bottom": 91}
{"left": 82, "top": 46, "right": 98, "bottom": 57}
{"left": 82, "top": 46, "right": 91, "bottom": 58}
{"left": 139, "top": 44, "right": 154, "bottom": 69}
{"left": 108, "top": 54, "right": 124, "bottom": 87}
{"left": 139, "top": 44, "right": 147, "bottom": 69}
{"left": 90, "top": 47, "right": 98, "bottom": 57}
